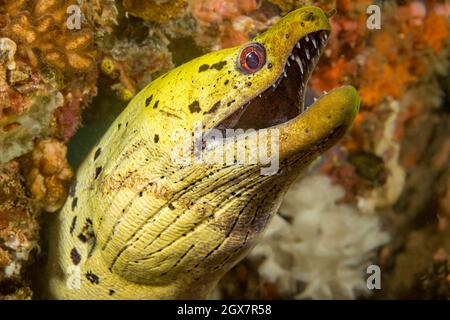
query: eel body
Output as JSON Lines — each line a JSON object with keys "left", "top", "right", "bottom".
{"left": 44, "top": 6, "right": 360, "bottom": 299}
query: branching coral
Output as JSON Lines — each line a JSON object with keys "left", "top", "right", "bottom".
{"left": 251, "top": 174, "right": 390, "bottom": 299}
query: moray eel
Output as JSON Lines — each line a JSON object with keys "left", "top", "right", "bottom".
{"left": 43, "top": 6, "right": 360, "bottom": 299}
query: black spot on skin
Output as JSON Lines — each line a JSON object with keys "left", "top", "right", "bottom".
{"left": 301, "top": 22, "right": 305, "bottom": 27}
{"left": 70, "top": 216, "right": 77, "bottom": 234}
{"left": 145, "top": 95, "right": 153, "bottom": 107}
{"left": 199, "top": 64, "right": 209, "bottom": 72}
{"left": 88, "top": 236, "right": 97, "bottom": 258}
{"left": 95, "top": 166, "right": 103, "bottom": 179}
{"left": 126, "top": 121, "right": 129, "bottom": 127}
{"left": 118, "top": 123, "right": 121, "bottom": 130}
{"left": 94, "top": 147, "right": 101, "bottom": 161}
{"left": 224, "top": 79, "right": 229, "bottom": 85}
{"left": 72, "top": 197, "right": 78, "bottom": 211}
{"left": 211, "top": 61, "right": 227, "bottom": 71}
{"left": 267, "top": 63, "right": 273, "bottom": 69}
{"left": 78, "top": 233, "right": 87, "bottom": 243}
{"left": 227, "top": 100, "right": 236, "bottom": 107}
{"left": 86, "top": 271, "right": 100, "bottom": 284}
{"left": 246, "top": 82, "right": 252, "bottom": 87}
{"left": 70, "top": 247, "right": 81, "bottom": 265}
{"left": 78, "top": 218, "right": 95, "bottom": 251}
{"left": 69, "top": 179, "right": 77, "bottom": 197}
{"left": 168, "top": 203, "right": 175, "bottom": 210}
{"left": 139, "top": 191, "right": 143, "bottom": 197}
{"left": 189, "top": 101, "right": 201, "bottom": 113}
{"left": 154, "top": 134, "right": 159, "bottom": 143}
{"left": 109, "top": 289, "right": 115, "bottom": 296}
{"left": 159, "top": 110, "right": 181, "bottom": 119}
{"left": 304, "top": 12, "right": 316, "bottom": 21}
{"left": 285, "top": 34, "right": 290, "bottom": 39}
{"left": 204, "top": 101, "right": 221, "bottom": 115}
{"left": 153, "top": 100, "right": 159, "bottom": 109}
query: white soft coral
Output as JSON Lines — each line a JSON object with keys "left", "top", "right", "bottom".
{"left": 251, "top": 174, "right": 390, "bottom": 299}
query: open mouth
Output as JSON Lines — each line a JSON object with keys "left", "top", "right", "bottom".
{"left": 216, "top": 30, "right": 330, "bottom": 132}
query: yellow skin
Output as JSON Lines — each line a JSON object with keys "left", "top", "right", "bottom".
{"left": 44, "top": 7, "right": 360, "bottom": 299}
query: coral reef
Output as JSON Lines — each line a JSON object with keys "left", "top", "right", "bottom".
{"left": 190, "top": 0, "right": 280, "bottom": 49}
{"left": 0, "top": 0, "right": 98, "bottom": 141}
{"left": 21, "top": 139, "right": 74, "bottom": 212}
{"left": 0, "top": 35, "right": 65, "bottom": 163}
{"left": 123, "top": 0, "right": 188, "bottom": 23}
{"left": 0, "top": 161, "right": 39, "bottom": 299}
{"left": 217, "top": 0, "right": 449, "bottom": 299}
{"left": 0, "top": 0, "right": 97, "bottom": 299}
{"left": 1, "top": 0, "right": 96, "bottom": 72}
{"left": 100, "top": 32, "right": 173, "bottom": 100}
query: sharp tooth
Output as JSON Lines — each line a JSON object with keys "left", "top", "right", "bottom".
{"left": 286, "top": 60, "right": 290, "bottom": 67}
{"left": 305, "top": 35, "right": 310, "bottom": 42}
{"left": 296, "top": 42, "right": 301, "bottom": 49}
{"left": 283, "top": 71, "right": 287, "bottom": 77}
{"left": 259, "top": 94, "right": 262, "bottom": 98}
{"left": 314, "top": 97, "right": 318, "bottom": 102}
{"left": 295, "top": 56, "right": 303, "bottom": 74}
{"left": 312, "top": 38, "right": 317, "bottom": 48}
{"left": 305, "top": 48, "right": 310, "bottom": 60}
{"left": 290, "top": 55, "right": 295, "bottom": 61}
{"left": 273, "top": 84, "right": 277, "bottom": 89}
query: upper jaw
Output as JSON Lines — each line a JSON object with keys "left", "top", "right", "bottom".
{"left": 213, "top": 29, "right": 330, "bottom": 133}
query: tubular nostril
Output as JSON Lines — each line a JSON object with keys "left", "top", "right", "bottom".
{"left": 326, "top": 8, "right": 337, "bottom": 18}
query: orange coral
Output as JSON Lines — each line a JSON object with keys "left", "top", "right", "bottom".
{"left": 0, "top": 161, "right": 39, "bottom": 299}
{"left": 359, "top": 54, "right": 417, "bottom": 107}
{"left": 191, "top": 0, "right": 270, "bottom": 48}
{"left": 0, "top": 0, "right": 99, "bottom": 140}
{"left": 191, "top": 0, "right": 261, "bottom": 24}
{"left": 123, "top": 0, "right": 188, "bottom": 23}
{"left": 22, "top": 138, "right": 74, "bottom": 212}
{"left": 1, "top": 0, "right": 96, "bottom": 72}
{"left": 423, "top": 13, "right": 449, "bottom": 54}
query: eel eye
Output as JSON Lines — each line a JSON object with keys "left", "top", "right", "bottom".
{"left": 238, "top": 43, "right": 266, "bottom": 74}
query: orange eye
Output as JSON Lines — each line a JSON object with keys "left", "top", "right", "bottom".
{"left": 238, "top": 43, "right": 266, "bottom": 74}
